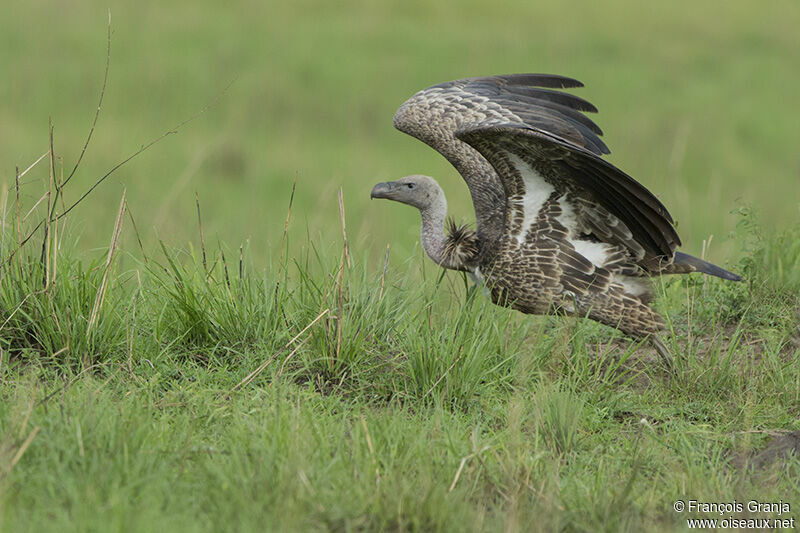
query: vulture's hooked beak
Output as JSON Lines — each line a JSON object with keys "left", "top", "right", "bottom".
{"left": 370, "top": 181, "right": 395, "bottom": 199}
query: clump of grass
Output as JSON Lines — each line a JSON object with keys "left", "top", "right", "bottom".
{"left": 533, "top": 383, "right": 585, "bottom": 456}
{"left": 0, "top": 16, "right": 211, "bottom": 371}
{"left": 700, "top": 207, "right": 800, "bottom": 337}
{"left": 401, "top": 285, "right": 526, "bottom": 406}
{"left": 0, "top": 147, "right": 130, "bottom": 370}
{"left": 0, "top": 249, "right": 129, "bottom": 370}
{"left": 290, "top": 244, "right": 413, "bottom": 387}
{"left": 149, "top": 242, "right": 292, "bottom": 358}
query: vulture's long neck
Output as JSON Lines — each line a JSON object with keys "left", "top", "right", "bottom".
{"left": 419, "top": 193, "right": 475, "bottom": 271}
{"left": 419, "top": 194, "right": 453, "bottom": 268}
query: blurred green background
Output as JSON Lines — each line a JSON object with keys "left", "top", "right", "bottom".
{"left": 2, "top": 0, "right": 798, "bottom": 266}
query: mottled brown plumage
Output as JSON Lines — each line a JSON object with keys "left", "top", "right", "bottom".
{"left": 372, "top": 74, "right": 742, "bottom": 361}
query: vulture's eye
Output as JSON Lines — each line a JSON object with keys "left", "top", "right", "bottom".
{"left": 407, "top": 183, "right": 416, "bottom": 189}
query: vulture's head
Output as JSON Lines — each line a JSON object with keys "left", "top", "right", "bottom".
{"left": 370, "top": 175, "right": 444, "bottom": 211}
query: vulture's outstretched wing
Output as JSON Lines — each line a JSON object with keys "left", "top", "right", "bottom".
{"left": 393, "top": 74, "right": 609, "bottom": 254}
{"left": 456, "top": 123, "right": 680, "bottom": 270}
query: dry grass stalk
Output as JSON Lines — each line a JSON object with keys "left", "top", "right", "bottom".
{"left": 448, "top": 446, "right": 490, "bottom": 492}
{"left": 87, "top": 190, "right": 126, "bottom": 335}
{"left": 280, "top": 176, "right": 297, "bottom": 264}
{"left": 17, "top": 393, "right": 36, "bottom": 441}
{"left": 274, "top": 178, "right": 297, "bottom": 310}
{"left": 238, "top": 244, "right": 243, "bottom": 280}
{"left": 337, "top": 187, "right": 350, "bottom": 268}
{"left": 125, "top": 201, "right": 149, "bottom": 264}
{"left": 22, "top": 191, "right": 49, "bottom": 223}
{"left": 53, "top": 77, "right": 233, "bottom": 227}
{"left": 424, "top": 350, "right": 465, "bottom": 399}
{"left": 195, "top": 191, "right": 207, "bottom": 272}
{"left": 220, "top": 248, "right": 234, "bottom": 303}
{"left": 0, "top": 426, "right": 40, "bottom": 482}
{"left": 334, "top": 259, "right": 345, "bottom": 366}
{"left": 229, "top": 308, "right": 329, "bottom": 394}
{"left": 41, "top": 123, "right": 56, "bottom": 288}
{"left": 15, "top": 166, "right": 21, "bottom": 242}
{"left": 276, "top": 335, "right": 311, "bottom": 377}
{"left": 51, "top": 157, "right": 66, "bottom": 285}
{"left": 127, "top": 293, "right": 141, "bottom": 384}
{"left": 0, "top": 291, "right": 43, "bottom": 335}
{"left": 17, "top": 152, "right": 50, "bottom": 183}
{"left": 3, "top": 152, "right": 52, "bottom": 266}
{"left": 334, "top": 188, "right": 350, "bottom": 365}
{"left": 379, "top": 244, "right": 390, "bottom": 300}
{"left": 1, "top": 185, "right": 8, "bottom": 254}
{"left": 360, "top": 416, "right": 380, "bottom": 483}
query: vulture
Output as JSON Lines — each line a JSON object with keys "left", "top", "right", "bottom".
{"left": 370, "top": 74, "right": 742, "bottom": 362}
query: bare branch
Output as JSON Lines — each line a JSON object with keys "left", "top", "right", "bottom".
{"left": 59, "top": 8, "right": 112, "bottom": 192}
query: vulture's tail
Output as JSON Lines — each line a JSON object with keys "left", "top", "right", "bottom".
{"left": 672, "top": 252, "right": 743, "bottom": 281}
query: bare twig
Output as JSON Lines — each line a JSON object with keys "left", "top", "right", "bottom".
{"left": 58, "top": 9, "right": 112, "bottom": 194}
{"left": 125, "top": 200, "right": 148, "bottom": 264}
{"left": 3, "top": 77, "right": 234, "bottom": 269}
{"left": 55, "top": 90, "right": 221, "bottom": 225}
{"left": 153, "top": 136, "right": 219, "bottom": 228}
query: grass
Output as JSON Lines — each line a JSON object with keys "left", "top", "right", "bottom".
{"left": 1, "top": 164, "right": 798, "bottom": 531}
{"left": 2, "top": 1, "right": 800, "bottom": 530}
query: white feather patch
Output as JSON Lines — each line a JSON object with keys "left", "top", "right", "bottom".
{"left": 554, "top": 194, "right": 579, "bottom": 235}
{"left": 508, "top": 154, "right": 555, "bottom": 245}
{"left": 615, "top": 275, "right": 650, "bottom": 298}
{"left": 570, "top": 239, "right": 611, "bottom": 270}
